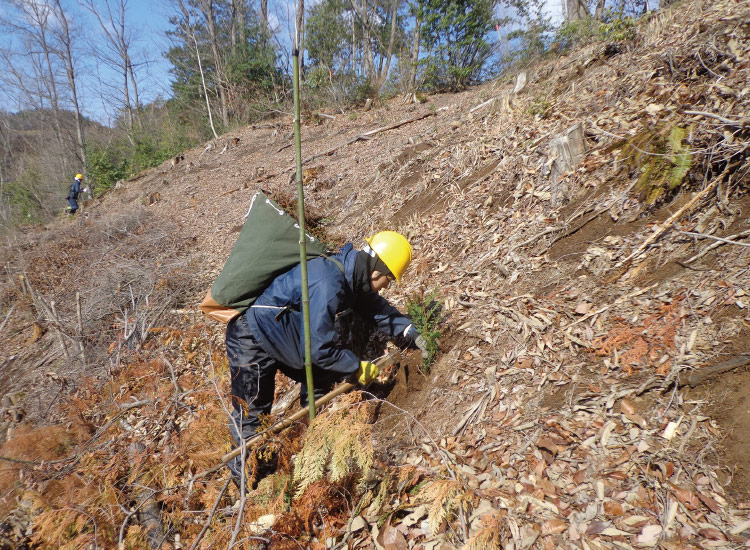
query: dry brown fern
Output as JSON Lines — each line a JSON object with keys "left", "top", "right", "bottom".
{"left": 293, "top": 392, "right": 374, "bottom": 498}
{"left": 463, "top": 511, "right": 509, "bottom": 550}
{"left": 422, "top": 477, "right": 474, "bottom": 530}
{"left": 591, "top": 295, "right": 684, "bottom": 375}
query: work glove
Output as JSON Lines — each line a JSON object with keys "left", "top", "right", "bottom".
{"left": 414, "top": 334, "right": 430, "bottom": 361}
{"left": 355, "top": 361, "right": 379, "bottom": 385}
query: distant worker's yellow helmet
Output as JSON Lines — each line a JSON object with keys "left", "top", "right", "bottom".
{"left": 75, "top": 173, "right": 83, "bottom": 180}
{"left": 365, "top": 231, "right": 412, "bottom": 283}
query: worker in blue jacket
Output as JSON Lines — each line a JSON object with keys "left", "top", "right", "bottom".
{"left": 225, "top": 231, "right": 428, "bottom": 486}
{"left": 66, "top": 173, "right": 83, "bottom": 215}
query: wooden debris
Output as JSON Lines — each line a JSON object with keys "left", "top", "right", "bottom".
{"left": 688, "top": 355, "right": 750, "bottom": 387}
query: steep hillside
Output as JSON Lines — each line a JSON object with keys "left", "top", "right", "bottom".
{"left": 1, "top": 0, "right": 749, "bottom": 548}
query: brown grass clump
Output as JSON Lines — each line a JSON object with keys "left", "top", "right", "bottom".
{"left": 421, "top": 477, "right": 475, "bottom": 530}
{"left": 0, "top": 316, "right": 239, "bottom": 549}
{"left": 464, "top": 511, "right": 509, "bottom": 550}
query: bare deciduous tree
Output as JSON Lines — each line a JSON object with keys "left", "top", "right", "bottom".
{"left": 80, "top": 0, "right": 142, "bottom": 135}
{"left": 408, "top": 2, "right": 422, "bottom": 95}
{"left": 349, "top": 0, "right": 401, "bottom": 96}
{"left": 175, "top": 0, "right": 220, "bottom": 138}
{"left": 565, "top": 0, "right": 590, "bottom": 21}
{"left": 193, "top": 0, "right": 230, "bottom": 127}
{"left": 1, "top": 1, "right": 67, "bottom": 166}
{"left": 50, "top": 0, "right": 87, "bottom": 172}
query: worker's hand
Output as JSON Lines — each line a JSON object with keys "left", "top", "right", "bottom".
{"left": 356, "top": 361, "right": 379, "bottom": 385}
{"left": 414, "top": 334, "right": 430, "bottom": 361}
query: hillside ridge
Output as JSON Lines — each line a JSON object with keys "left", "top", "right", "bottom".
{"left": 1, "top": 0, "right": 749, "bottom": 547}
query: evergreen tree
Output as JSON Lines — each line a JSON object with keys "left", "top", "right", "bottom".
{"left": 306, "top": 0, "right": 406, "bottom": 102}
{"left": 420, "top": 0, "right": 496, "bottom": 91}
{"left": 306, "top": 0, "right": 351, "bottom": 72}
{"left": 165, "top": 0, "right": 280, "bottom": 129}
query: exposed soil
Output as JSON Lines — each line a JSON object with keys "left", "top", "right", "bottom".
{"left": 697, "top": 321, "right": 750, "bottom": 500}
{"left": 2, "top": 0, "right": 750, "bottom": 546}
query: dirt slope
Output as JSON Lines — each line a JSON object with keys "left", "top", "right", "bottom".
{"left": 1, "top": 0, "right": 749, "bottom": 547}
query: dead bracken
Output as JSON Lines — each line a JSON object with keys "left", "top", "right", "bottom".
{"left": 1, "top": 0, "right": 750, "bottom": 547}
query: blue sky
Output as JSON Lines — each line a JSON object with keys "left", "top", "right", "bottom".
{"left": 0, "top": 0, "right": 594, "bottom": 125}
{"left": 85, "top": 0, "right": 175, "bottom": 125}
{"left": 0, "top": 0, "right": 175, "bottom": 124}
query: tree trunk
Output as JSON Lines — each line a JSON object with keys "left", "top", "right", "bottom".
{"left": 409, "top": 6, "right": 422, "bottom": 94}
{"left": 350, "top": 0, "right": 376, "bottom": 84}
{"left": 51, "top": 0, "right": 87, "bottom": 177}
{"left": 117, "top": 1, "right": 134, "bottom": 129}
{"left": 127, "top": 57, "right": 141, "bottom": 129}
{"left": 374, "top": 0, "right": 400, "bottom": 96}
{"left": 82, "top": 0, "right": 141, "bottom": 133}
{"left": 238, "top": 0, "right": 247, "bottom": 47}
{"left": 565, "top": 0, "right": 589, "bottom": 21}
{"left": 198, "top": 0, "right": 230, "bottom": 127}
{"left": 594, "top": 0, "right": 606, "bottom": 19}
{"left": 260, "top": 0, "right": 268, "bottom": 43}
{"left": 230, "top": 0, "right": 238, "bottom": 53}
{"left": 351, "top": 12, "right": 357, "bottom": 76}
{"left": 13, "top": 1, "right": 67, "bottom": 167}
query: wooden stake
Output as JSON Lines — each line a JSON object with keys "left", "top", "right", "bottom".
{"left": 75, "top": 292, "right": 85, "bottom": 365}
{"left": 49, "top": 301, "right": 70, "bottom": 359}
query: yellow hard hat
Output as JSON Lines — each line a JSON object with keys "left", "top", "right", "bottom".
{"left": 75, "top": 173, "right": 83, "bottom": 180}
{"left": 365, "top": 231, "right": 412, "bottom": 282}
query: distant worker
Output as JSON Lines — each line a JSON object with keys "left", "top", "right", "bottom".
{"left": 66, "top": 173, "right": 83, "bottom": 215}
{"left": 225, "top": 230, "right": 429, "bottom": 486}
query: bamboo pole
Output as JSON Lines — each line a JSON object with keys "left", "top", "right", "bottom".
{"left": 292, "top": 0, "right": 315, "bottom": 423}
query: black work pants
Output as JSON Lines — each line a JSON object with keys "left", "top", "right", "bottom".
{"left": 225, "top": 314, "right": 343, "bottom": 479}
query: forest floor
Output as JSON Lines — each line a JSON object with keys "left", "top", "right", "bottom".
{"left": 1, "top": 0, "right": 749, "bottom": 548}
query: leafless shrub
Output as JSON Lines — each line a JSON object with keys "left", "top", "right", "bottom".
{"left": 0, "top": 206, "right": 201, "bottom": 424}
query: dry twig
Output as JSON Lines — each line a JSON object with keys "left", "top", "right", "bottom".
{"left": 613, "top": 167, "right": 729, "bottom": 271}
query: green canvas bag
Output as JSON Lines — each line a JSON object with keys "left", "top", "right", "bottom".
{"left": 199, "top": 191, "right": 328, "bottom": 322}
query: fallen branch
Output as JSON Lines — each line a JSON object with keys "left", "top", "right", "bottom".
{"left": 0, "top": 305, "right": 15, "bottom": 334}
{"left": 50, "top": 301, "right": 71, "bottom": 358}
{"left": 507, "top": 226, "right": 559, "bottom": 255}
{"left": 188, "top": 477, "right": 232, "bottom": 550}
{"left": 688, "top": 355, "right": 750, "bottom": 387}
{"left": 676, "top": 228, "right": 750, "bottom": 247}
{"left": 613, "top": 168, "right": 728, "bottom": 271}
{"left": 20, "top": 275, "right": 78, "bottom": 359}
{"left": 683, "top": 110, "right": 749, "bottom": 127}
{"left": 75, "top": 292, "right": 85, "bottom": 365}
{"left": 469, "top": 96, "right": 499, "bottom": 113}
{"left": 684, "top": 229, "right": 750, "bottom": 263}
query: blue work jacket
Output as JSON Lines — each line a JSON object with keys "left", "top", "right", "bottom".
{"left": 245, "top": 244, "right": 414, "bottom": 375}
